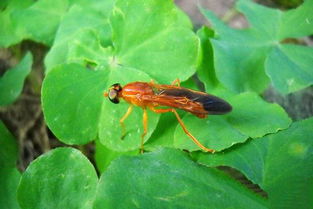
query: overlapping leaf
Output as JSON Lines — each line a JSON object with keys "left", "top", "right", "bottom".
{"left": 174, "top": 92, "right": 291, "bottom": 151}
{"left": 0, "top": 52, "right": 32, "bottom": 106}
{"left": 42, "top": 0, "right": 200, "bottom": 151}
{"left": 197, "top": 118, "right": 313, "bottom": 209}
{"left": 94, "top": 148, "right": 268, "bottom": 209}
{"left": 0, "top": 0, "right": 33, "bottom": 47}
{"left": 17, "top": 148, "right": 98, "bottom": 209}
{"left": 201, "top": 0, "right": 313, "bottom": 94}
{"left": 44, "top": 1, "right": 114, "bottom": 70}
{"left": 0, "top": 0, "right": 111, "bottom": 47}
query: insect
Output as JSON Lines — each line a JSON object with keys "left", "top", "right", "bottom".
{"left": 104, "top": 79, "right": 232, "bottom": 153}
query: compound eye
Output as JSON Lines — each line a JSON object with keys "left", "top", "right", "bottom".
{"left": 108, "top": 89, "right": 119, "bottom": 104}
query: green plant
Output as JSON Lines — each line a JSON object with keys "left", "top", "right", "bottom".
{"left": 0, "top": 0, "right": 313, "bottom": 208}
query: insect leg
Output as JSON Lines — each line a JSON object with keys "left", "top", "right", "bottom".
{"left": 149, "top": 107, "right": 215, "bottom": 153}
{"left": 120, "top": 105, "right": 133, "bottom": 139}
{"left": 171, "top": 78, "right": 180, "bottom": 87}
{"left": 140, "top": 108, "right": 148, "bottom": 153}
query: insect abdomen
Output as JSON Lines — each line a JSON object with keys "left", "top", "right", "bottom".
{"left": 159, "top": 88, "right": 232, "bottom": 115}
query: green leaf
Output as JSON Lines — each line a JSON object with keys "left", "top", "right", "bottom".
{"left": 42, "top": 64, "right": 105, "bottom": 145}
{"left": 0, "top": 168, "right": 21, "bottom": 209}
{"left": 111, "top": 0, "right": 199, "bottom": 83}
{"left": 0, "top": 121, "right": 20, "bottom": 208}
{"left": 17, "top": 147, "right": 98, "bottom": 209}
{"left": 0, "top": 121, "right": 18, "bottom": 168}
{"left": 94, "top": 148, "right": 268, "bottom": 209}
{"left": 45, "top": 2, "right": 113, "bottom": 70}
{"left": 197, "top": 118, "right": 313, "bottom": 209}
{"left": 174, "top": 92, "right": 291, "bottom": 151}
{"left": 196, "top": 26, "right": 219, "bottom": 91}
{"left": 0, "top": 52, "right": 32, "bottom": 106}
{"left": 265, "top": 44, "right": 313, "bottom": 93}
{"left": 201, "top": 0, "right": 313, "bottom": 94}
{"left": 11, "top": 0, "right": 69, "bottom": 45}
{"left": 0, "top": 0, "right": 33, "bottom": 47}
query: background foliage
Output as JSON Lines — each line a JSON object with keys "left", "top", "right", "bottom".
{"left": 0, "top": 0, "right": 312, "bottom": 208}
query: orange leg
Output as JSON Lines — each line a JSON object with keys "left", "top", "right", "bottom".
{"left": 150, "top": 107, "right": 215, "bottom": 153}
{"left": 171, "top": 78, "right": 180, "bottom": 87}
{"left": 119, "top": 105, "right": 133, "bottom": 139}
{"left": 140, "top": 108, "right": 148, "bottom": 153}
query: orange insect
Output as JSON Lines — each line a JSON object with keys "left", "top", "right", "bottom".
{"left": 104, "top": 79, "right": 232, "bottom": 153}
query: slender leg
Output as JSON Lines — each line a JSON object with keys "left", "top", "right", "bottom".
{"left": 150, "top": 107, "right": 215, "bottom": 153}
{"left": 171, "top": 78, "right": 180, "bottom": 87}
{"left": 140, "top": 108, "right": 148, "bottom": 153}
{"left": 120, "top": 105, "right": 133, "bottom": 139}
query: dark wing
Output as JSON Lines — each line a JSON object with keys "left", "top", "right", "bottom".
{"left": 155, "top": 87, "right": 232, "bottom": 115}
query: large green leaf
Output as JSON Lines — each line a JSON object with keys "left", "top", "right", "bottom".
{"left": 42, "top": 64, "right": 106, "bottom": 145}
{"left": 42, "top": 0, "right": 199, "bottom": 150}
{"left": 197, "top": 118, "right": 313, "bottom": 209}
{"left": 201, "top": 0, "right": 313, "bottom": 94}
{"left": 174, "top": 92, "right": 291, "bottom": 151}
{"left": 94, "top": 148, "right": 268, "bottom": 209}
{"left": 17, "top": 147, "right": 98, "bottom": 209}
{"left": 0, "top": 52, "right": 32, "bottom": 106}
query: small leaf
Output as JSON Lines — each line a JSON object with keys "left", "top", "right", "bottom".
{"left": 200, "top": 0, "right": 313, "bottom": 94}
{"left": 94, "top": 148, "right": 268, "bottom": 209}
{"left": 197, "top": 118, "right": 313, "bottom": 209}
{"left": 0, "top": 52, "right": 32, "bottom": 106}
{"left": 0, "top": 121, "right": 18, "bottom": 168}
{"left": 174, "top": 92, "right": 291, "bottom": 151}
{"left": 17, "top": 147, "right": 98, "bottom": 209}
{"left": 196, "top": 26, "right": 219, "bottom": 91}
